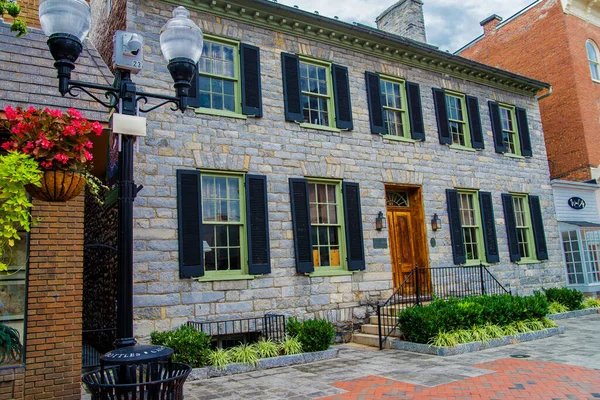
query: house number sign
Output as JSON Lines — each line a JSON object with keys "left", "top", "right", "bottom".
{"left": 568, "top": 197, "right": 586, "bottom": 210}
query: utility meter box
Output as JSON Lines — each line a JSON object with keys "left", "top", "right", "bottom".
{"left": 113, "top": 31, "right": 144, "bottom": 73}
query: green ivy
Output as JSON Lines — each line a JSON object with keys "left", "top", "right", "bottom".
{"left": 0, "top": 152, "right": 42, "bottom": 271}
{"left": 0, "top": 1, "right": 27, "bottom": 37}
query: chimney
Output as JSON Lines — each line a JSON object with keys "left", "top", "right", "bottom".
{"left": 480, "top": 14, "right": 503, "bottom": 36}
{"left": 376, "top": 0, "right": 427, "bottom": 43}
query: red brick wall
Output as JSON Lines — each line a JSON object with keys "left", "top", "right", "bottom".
{"left": 3, "top": 0, "right": 41, "bottom": 29}
{"left": 0, "top": 194, "right": 84, "bottom": 400}
{"left": 459, "top": 0, "right": 600, "bottom": 181}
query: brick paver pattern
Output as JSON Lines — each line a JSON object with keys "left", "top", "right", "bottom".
{"left": 321, "top": 358, "right": 600, "bottom": 400}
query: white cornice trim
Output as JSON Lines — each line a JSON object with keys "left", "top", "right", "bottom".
{"left": 562, "top": 0, "right": 600, "bottom": 27}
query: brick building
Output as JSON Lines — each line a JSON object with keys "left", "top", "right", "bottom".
{"left": 88, "top": 0, "right": 563, "bottom": 341}
{"left": 457, "top": 0, "right": 600, "bottom": 295}
{"left": 0, "top": 3, "right": 111, "bottom": 399}
{"left": 457, "top": 0, "right": 600, "bottom": 182}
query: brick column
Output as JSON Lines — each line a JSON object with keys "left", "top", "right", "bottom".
{"left": 21, "top": 194, "right": 84, "bottom": 400}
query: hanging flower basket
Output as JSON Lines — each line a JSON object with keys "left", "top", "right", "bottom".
{"left": 25, "top": 170, "right": 86, "bottom": 202}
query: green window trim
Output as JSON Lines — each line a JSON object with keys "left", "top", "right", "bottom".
{"left": 499, "top": 104, "right": 521, "bottom": 156}
{"left": 379, "top": 75, "right": 410, "bottom": 139}
{"left": 196, "top": 35, "right": 242, "bottom": 115}
{"left": 193, "top": 108, "right": 248, "bottom": 120}
{"left": 445, "top": 91, "right": 471, "bottom": 149}
{"left": 298, "top": 56, "right": 336, "bottom": 129}
{"left": 298, "top": 122, "right": 341, "bottom": 133}
{"left": 307, "top": 178, "right": 348, "bottom": 273}
{"left": 457, "top": 190, "right": 485, "bottom": 265}
{"left": 511, "top": 193, "right": 536, "bottom": 262}
{"left": 200, "top": 171, "right": 249, "bottom": 278}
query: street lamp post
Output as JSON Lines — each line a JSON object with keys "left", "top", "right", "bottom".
{"left": 38, "top": 0, "right": 204, "bottom": 348}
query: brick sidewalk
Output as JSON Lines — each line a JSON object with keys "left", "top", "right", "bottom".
{"left": 321, "top": 358, "right": 600, "bottom": 399}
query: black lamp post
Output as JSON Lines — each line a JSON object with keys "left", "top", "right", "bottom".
{"left": 38, "top": 0, "right": 204, "bottom": 348}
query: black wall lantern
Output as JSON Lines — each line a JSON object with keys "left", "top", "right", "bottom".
{"left": 375, "top": 211, "right": 386, "bottom": 231}
{"left": 431, "top": 213, "right": 442, "bottom": 232}
{"left": 39, "top": 0, "right": 204, "bottom": 349}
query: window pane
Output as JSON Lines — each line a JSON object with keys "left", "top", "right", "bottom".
{"left": 224, "top": 96, "right": 235, "bottom": 112}
{"left": 199, "top": 76, "right": 211, "bottom": 91}
{"left": 229, "top": 200, "right": 240, "bottom": 222}
{"left": 228, "top": 178, "right": 239, "bottom": 199}
{"left": 328, "top": 205, "right": 337, "bottom": 224}
{"left": 587, "top": 42, "right": 598, "bottom": 62}
{"left": 229, "top": 226, "right": 240, "bottom": 246}
{"left": 223, "top": 46, "right": 234, "bottom": 62}
{"left": 200, "top": 93, "right": 210, "bottom": 108}
{"left": 229, "top": 248, "right": 241, "bottom": 270}
{"left": 223, "top": 81, "right": 234, "bottom": 96}
{"left": 317, "top": 184, "right": 326, "bottom": 203}
{"left": 217, "top": 248, "right": 229, "bottom": 270}
{"left": 216, "top": 224, "right": 228, "bottom": 246}
{"left": 203, "top": 200, "right": 215, "bottom": 221}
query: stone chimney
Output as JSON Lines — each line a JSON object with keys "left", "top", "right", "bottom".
{"left": 376, "top": 0, "right": 427, "bottom": 43}
{"left": 480, "top": 14, "right": 503, "bottom": 36}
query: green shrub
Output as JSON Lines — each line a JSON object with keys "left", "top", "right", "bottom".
{"left": 150, "top": 325, "right": 211, "bottom": 368}
{"left": 207, "top": 348, "right": 231, "bottom": 370}
{"left": 548, "top": 301, "right": 569, "bottom": 314}
{"left": 285, "top": 317, "right": 303, "bottom": 338}
{"left": 542, "top": 287, "right": 584, "bottom": 311}
{"left": 228, "top": 343, "right": 260, "bottom": 366}
{"left": 255, "top": 339, "right": 280, "bottom": 358}
{"left": 285, "top": 318, "right": 335, "bottom": 352}
{"left": 584, "top": 297, "right": 600, "bottom": 308}
{"left": 279, "top": 336, "right": 303, "bottom": 355}
{"left": 398, "top": 293, "right": 549, "bottom": 344}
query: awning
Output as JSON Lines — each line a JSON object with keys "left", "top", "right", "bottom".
{"left": 560, "top": 220, "right": 600, "bottom": 228}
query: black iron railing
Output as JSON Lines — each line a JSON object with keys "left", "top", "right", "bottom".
{"left": 82, "top": 327, "right": 117, "bottom": 369}
{"left": 376, "top": 264, "right": 510, "bottom": 349}
{"left": 187, "top": 314, "right": 286, "bottom": 344}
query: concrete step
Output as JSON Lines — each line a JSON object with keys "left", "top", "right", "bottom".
{"left": 352, "top": 333, "right": 391, "bottom": 349}
{"left": 360, "top": 324, "right": 402, "bottom": 337}
{"left": 369, "top": 315, "right": 399, "bottom": 325}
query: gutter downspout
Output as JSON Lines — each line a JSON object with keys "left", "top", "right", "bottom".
{"left": 537, "top": 85, "right": 553, "bottom": 101}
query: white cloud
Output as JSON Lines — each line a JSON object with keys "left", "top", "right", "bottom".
{"left": 277, "top": 0, "right": 534, "bottom": 51}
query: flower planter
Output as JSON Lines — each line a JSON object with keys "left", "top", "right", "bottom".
{"left": 26, "top": 170, "right": 86, "bottom": 202}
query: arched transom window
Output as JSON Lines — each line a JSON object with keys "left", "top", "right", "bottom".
{"left": 586, "top": 40, "right": 600, "bottom": 82}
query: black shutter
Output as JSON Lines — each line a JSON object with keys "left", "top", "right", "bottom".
{"left": 289, "top": 178, "right": 314, "bottom": 273}
{"left": 446, "top": 189, "right": 466, "bottom": 265}
{"left": 186, "top": 69, "right": 201, "bottom": 108}
{"left": 177, "top": 170, "right": 204, "bottom": 278}
{"left": 240, "top": 43, "right": 263, "bottom": 117}
{"left": 332, "top": 64, "right": 353, "bottom": 130}
{"left": 529, "top": 195, "right": 548, "bottom": 260}
{"left": 516, "top": 107, "right": 533, "bottom": 157}
{"left": 467, "top": 96, "right": 484, "bottom": 149}
{"left": 433, "top": 88, "right": 451, "bottom": 144}
{"left": 479, "top": 191, "right": 499, "bottom": 263}
{"left": 489, "top": 101, "right": 506, "bottom": 153}
{"left": 343, "top": 182, "right": 365, "bottom": 271}
{"left": 501, "top": 193, "right": 521, "bottom": 262}
{"left": 281, "top": 53, "right": 303, "bottom": 122}
{"left": 406, "top": 81, "right": 425, "bottom": 141}
{"left": 365, "top": 72, "right": 386, "bottom": 134}
{"left": 246, "top": 175, "right": 270, "bottom": 274}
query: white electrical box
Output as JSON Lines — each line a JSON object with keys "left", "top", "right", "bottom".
{"left": 111, "top": 113, "right": 147, "bottom": 137}
{"left": 112, "top": 31, "right": 144, "bottom": 73}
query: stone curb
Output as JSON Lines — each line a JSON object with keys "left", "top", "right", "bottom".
{"left": 547, "top": 308, "right": 599, "bottom": 320}
{"left": 187, "top": 348, "right": 339, "bottom": 381}
{"left": 389, "top": 327, "right": 565, "bottom": 356}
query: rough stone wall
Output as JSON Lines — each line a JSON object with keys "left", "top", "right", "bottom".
{"left": 125, "top": 1, "right": 563, "bottom": 338}
{"left": 0, "top": 195, "right": 85, "bottom": 400}
{"left": 459, "top": 0, "right": 600, "bottom": 181}
{"left": 376, "top": 0, "right": 427, "bottom": 43}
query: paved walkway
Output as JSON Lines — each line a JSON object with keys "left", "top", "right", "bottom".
{"left": 184, "top": 314, "right": 600, "bottom": 400}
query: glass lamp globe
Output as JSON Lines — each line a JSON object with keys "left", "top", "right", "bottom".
{"left": 159, "top": 7, "right": 203, "bottom": 64}
{"left": 39, "top": 0, "right": 91, "bottom": 42}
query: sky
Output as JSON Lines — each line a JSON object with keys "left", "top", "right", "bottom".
{"left": 276, "top": 0, "right": 535, "bottom": 52}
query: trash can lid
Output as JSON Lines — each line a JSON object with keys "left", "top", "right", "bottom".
{"left": 101, "top": 345, "right": 174, "bottom": 365}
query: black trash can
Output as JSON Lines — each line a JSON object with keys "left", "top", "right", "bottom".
{"left": 82, "top": 345, "right": 191, "bottom": 400}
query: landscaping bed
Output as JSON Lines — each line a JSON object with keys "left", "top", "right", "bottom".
{"left": 548, "top": 308, "right": 599, "bottom": 320}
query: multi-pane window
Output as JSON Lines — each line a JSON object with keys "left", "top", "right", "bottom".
{"left": 562, "top": 231, "right": 585, "bottom": 285}
{"left": 201, "top": 174, "right": 245, "bottom": 273}
{"left": 300, "top": 60, "right": 333, "bottom": 127}
{"left": 458, "top": 191, "right": 483, "bottom": 262}
{"left": 512, "top": 195, "right": 534, "bottom": 260}
{"left": 446, "top": 94, "right": 470, "bottom": 147}
{"left": 198, "top": 38, "right": 239, "bottom": 112}
{"left": 380, "top": 78, "right": 409, "bottom": 137}
{"left": 308, "top": 182, "right": 344, "bottom": 268}
{"left": 586, "top": 40, "right": 600, "bottom": 82}
{"left": 499, "top": 106, "right": 520, "bottom": 155}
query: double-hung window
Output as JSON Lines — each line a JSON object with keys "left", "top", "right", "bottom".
{"left": 281, "top": 53, "right": 353, "bottom": 131}
{"left": 586, "top": 40, "right": 600, "bottom": 82}
{"left": 446, "top": 189, "right": 499, "bottom": 265}
{"left": 289, "top": 178, "right": 365, "bottom": 274}
{"left": 188, "top": 36, "right": 263, "bottom": 118}
{"left": 365, "top": 72, "right": 425, "bottom": 140}
{"left": 433, "top": 89, "right": 484, "bottom": 149}
{"left": 177, "top": 170, "right": 270, "bottom": 279}
{"left": 489, "top": 102, "right": 532, "bottom": 157}
{"left": 502, "top": 193, "right": 548, "bottom": 262}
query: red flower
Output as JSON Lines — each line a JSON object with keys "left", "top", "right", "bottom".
{"left": 49, "top": 109, "right": 62, "bottom": 118}
{"left": 84, "top": 151, "right": 93, "bottom": 161}
{"left": 67, "top": 108, "right": 82, "bottom": 119}
{"left": 4, "top": 106, "right": 18, "bottom": 121}
{"left": 54, "top": 153, "right": 70, "bottom": 164}
{"left": 85, "top": 140, "right": 93, "bottom": 149}
{"left": 40, "top": 160, "right": 53, "bottom": 169}
{"left": 63, "top": 125, "right": 76, "bottom": 136}
{"left": 92, "top": 121, "right": 103, "bottom": 136}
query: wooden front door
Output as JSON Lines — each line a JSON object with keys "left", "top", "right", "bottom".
{"left": 388, "top": 211, "right": 416, "bottom": 290}
{"left": 386, "top": 187, "right": 430, "bottom": 292}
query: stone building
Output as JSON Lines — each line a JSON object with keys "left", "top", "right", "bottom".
{"left": 85, "top": 0, "right": 565, "bottom": 341}
{"left": 457, "top": 0, "right": 600, "bottom": 295}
